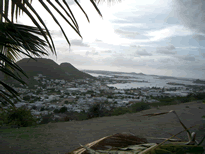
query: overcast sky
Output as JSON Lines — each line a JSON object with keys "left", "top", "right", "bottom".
{"left": 18, "top": 0, "right": 205, "bottom": 80}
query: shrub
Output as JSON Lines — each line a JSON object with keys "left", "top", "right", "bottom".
{"left": 0, "top": 106, "right": 39, "bottom": 127}
{"left": 193, "top": 93, "right": 205, "bottom": 100}
{"left": 53, "top": 109, "right": 59, "bottom": 113}
{"left": 31, "top": 105, "right": 37, "bottom": 110}
{"left": 64, "top": 100, "right": 69, "bottom": 104}
{"left": 59, "top": 106, "right": 67, "bottom": 113}
{"left": 40, "top": 107, "right": 45, "bottom": 111}
{"left": 23, "top": 95, "right": 30, "bottom": 101}
{"left": 180, "top": 97, "right": 190, "bottom": 103}
{"left": 87, "top": 103, "right": 107, "bottom": 118}
{"left": 111, "top": 107, "right": 130, "bottom": 116}
{"left": 64, "top": 116, "right": 70, "bottom": 121}
{"left": 129, "top": 102, "right": 150, "bottom": 113}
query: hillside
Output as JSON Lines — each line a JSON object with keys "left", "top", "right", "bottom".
{"left": 0, "top": 58, "right": 95, "bottom": 85}
{"left": 60, "top": 63, "right": 94, "bottom": 79}
{"left": 0, "top": 101, "right": 204, "bottom": 154}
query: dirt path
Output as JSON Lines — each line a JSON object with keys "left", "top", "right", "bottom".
{"left": 1, "top": 101, "right": 205, "bottom": 154}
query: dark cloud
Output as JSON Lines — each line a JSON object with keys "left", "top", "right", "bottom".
{"left": 192, "top": 35, "right": 205, "bottom": 41}
{"left": 114, "top": 29, "right": 139, "bottom": 38}
{"left": 70, "top": 39, "right": 89, "bottom": 47}
{"left": 172, "top": 0, "right": 205, "bottom": 34}
{"left": 131, "top": 45, "right": 152, "bottom": 57}
{"left": 156, "top": 45, "right": 177, "bottom": 55}
{"left": 179, "top": 55, "right": 196, "bottom": 61}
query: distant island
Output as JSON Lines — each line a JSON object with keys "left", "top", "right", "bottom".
{"left": 83, "top": 70, "right": 146, "bottom": 76}
{"left": 193, "top": 79, "right": 205, "bottom": 84}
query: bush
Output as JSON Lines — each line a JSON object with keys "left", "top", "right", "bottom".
{"left": 53, "top": 109, "right": 59, "bottom": 113}
{"left": 40, "top": 107, "right": 45, "bottom": 111}
{"left": 111, "top": 107, "right": 130, "bottom": 116}
{"left": 64, "top": 100, "right": 69, "bottom": 104}
{"left": 59, "top": 106, "right": 67, "bottom": 113}
{"left": 64, "top": 116, "right": 70, "bottom": 121}
{"left": 193, "top": 93, "right": 205, "bottom": 100}
{"left": 0, "top": 106, "right": 39, "bottom": 127}
{"left": 179, "top": 97, "right": 191, "bottom": 103}
{"left": 87, "top": 103, "right": 107, "bottom": 118}
{"left": 129, "top": 102, "right": 150, "bottom": 113}
{"left": 23, "top": 95, "right": 30, "bottom": 101}
{"left": 31, "top": 105, "right": 37, "bottom": 110}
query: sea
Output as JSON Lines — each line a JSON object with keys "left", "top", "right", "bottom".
{"left": 87, "top": 73, "right": 205, "bottom": 89}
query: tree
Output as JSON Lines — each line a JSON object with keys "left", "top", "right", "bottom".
{"left": 0, "top": 0, "right": 120, "bottom": 108}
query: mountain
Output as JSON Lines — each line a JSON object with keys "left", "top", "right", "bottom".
{"left": 60, "top": 62, "right": 94, "bottom": 79}
{"left": 16, "top": 58, "right": 67, "bottom": 80}
{"left": 0, "top": 58, "right": 95, "bottom": 85}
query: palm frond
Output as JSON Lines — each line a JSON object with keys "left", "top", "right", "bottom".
{"left": 0, "top": 0, "right": 120, "bottom": 107}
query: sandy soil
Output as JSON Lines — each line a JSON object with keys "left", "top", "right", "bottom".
{"left": 1, "top": 101, "right": 205, "bottom": 154}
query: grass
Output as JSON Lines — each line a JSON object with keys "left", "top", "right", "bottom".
{"left": 0, "top": 125, "right": 45, "bottom": 139}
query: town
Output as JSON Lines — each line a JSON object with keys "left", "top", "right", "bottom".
{"left": 1, "top": 73, "right": 205, "bottom": 124}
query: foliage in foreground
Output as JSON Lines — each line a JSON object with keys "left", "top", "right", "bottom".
{"left": 0, "top": 106, "right": 39, "bottom": 127}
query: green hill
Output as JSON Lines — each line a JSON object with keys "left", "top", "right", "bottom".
{"left": 0, "top": 58, "right": 95, "bottom": 86}
{"left": 60, "top": 62, "right": 94, "bottom": 79}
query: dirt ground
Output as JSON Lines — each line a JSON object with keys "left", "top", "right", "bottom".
{"left": 1, "top": 101, "right": 205, "bottom": 154}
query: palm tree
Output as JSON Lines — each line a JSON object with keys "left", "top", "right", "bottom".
{"left": 0, "top": 0, "right": 120, "bottom": 107}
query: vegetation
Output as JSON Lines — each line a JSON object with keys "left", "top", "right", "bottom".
{"left": 0, "top": 106, "right": 39, "bottom": 127}
{"left": 87, "top": 103, "right": 108, "bottom": 118}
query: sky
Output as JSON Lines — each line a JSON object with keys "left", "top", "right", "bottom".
{"left": 17, "top": 0, "right": 205, "bottom": 80}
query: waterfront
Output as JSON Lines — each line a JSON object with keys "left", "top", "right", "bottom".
{"left": 87, "top": 72, "right": 205, "bottom": 89}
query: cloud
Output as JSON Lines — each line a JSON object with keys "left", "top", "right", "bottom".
{"left": 95, "top": 39, "right": 102, "bottom": 42}
{"left": 129, "top": 45, "right": 152, "bottom": 57}
{"left": 172, "top": 0, "right": 205, "bottom": 34}
{"left": 192, "top": 35, "right": 205, "bottom": 41}
{"left": 56, "top": 52, "right": 96, "bottom": 66}
{"left": 114, "top": 29, "right": 139, "bottom": 38}
{"left": 198, "top": 48, "right": 205, "bottom": 58}
{"left": 156, "top": 45, "right": 177, "bottom": 55}
{"left": 70, "top": 39, "right": 89, "bottom": 47}
{"left": 85, "top": 50, "right": 99, "bottom": 56}
{"left": 177, "top": 55, "right": 196, "bottom": 61}
{"left": 66, "top": 0, "right": 80, "bottom": 5}
{"left": 101, "top": 50, "right": 113, "bottom": 53}
{"left": 51, "top": 30, "right": 62, "bottom": 38}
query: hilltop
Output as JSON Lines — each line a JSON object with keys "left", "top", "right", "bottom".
{"left": 1, "top": 58, "right": 95, "bottom": 85}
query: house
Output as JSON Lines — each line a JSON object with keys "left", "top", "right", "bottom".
{"left": 146, "top": 99, "right": 160, "bottom": 103}
{"left": 14, "top": 102, "right": 27, "bottom": 108}
{"left": 86, "top": 94, "right": 91, "bottom": 98}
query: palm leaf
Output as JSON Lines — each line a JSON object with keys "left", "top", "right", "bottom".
{"left": 39, "top": 0, "right": 71, "bottom": 46}
{"left": 0, "top": 0, "right": 120, "bottom": 107}
{"left": 74, "top": 0, "right": 90, "bottom": 22}
{"left": 56, "top": 0, "right": 79, "bottom": 30}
